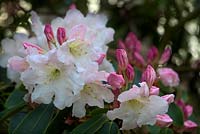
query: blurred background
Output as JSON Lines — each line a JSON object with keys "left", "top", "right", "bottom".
{"left": 0, "top": 0, "right": 200, "bottom": 133}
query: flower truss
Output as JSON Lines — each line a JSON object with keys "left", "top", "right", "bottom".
{"left": 0, "top": 7, "right": 198, "bottom": 132}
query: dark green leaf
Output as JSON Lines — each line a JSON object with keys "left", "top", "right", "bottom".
{"left": 148, "top": 125, "right": 161, "bottom": 134}
{"left": 72, "top": 114, "right": 108, "bottom": 134}
{"left": 12, "top": 104, "right": 55, "bottom": 134}
{"left": 90, "top": 108, "right": 108, "bottom": 117}
{"left": 45, "top": 108, "right": 71, "bottom": 134}
{"left": 97, "top": 121, "right": 120, "bottom": 134}
{"left": 5, "top": 88, "right": 26, "bottom": 109}
{"left": 160, "top": 128, "right": 173, "bottom": 134}
{"left": 0, "top": 103, "right": 25, "bottom": 122}
{"left": 167, "top": 103, "right": 184, "bottom": 127}
{"left": 9, "top": 112, "right": 26, "bottom": 133}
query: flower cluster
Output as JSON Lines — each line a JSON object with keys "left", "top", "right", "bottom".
{"left": 0, "top": 9, "right": 115, "bottom": 117}
{"left": 1, "top": 9, "right": 194, "bottom": 131}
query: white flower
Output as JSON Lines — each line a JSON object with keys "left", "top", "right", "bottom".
{"left": 72, "top": 71, "right": 114, "bottom": 118}
{"left": 21, "top": 50, "right": 84, "bottom": 109}
{"left": 0, "top": 34, "right": 36, "bottom": 82}
{"left": 107, "top": 82, "right": 168, "bottom": 130}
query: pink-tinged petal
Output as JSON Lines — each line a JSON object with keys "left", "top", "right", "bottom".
{"left": 8, "top": 56, "right": 29, "bottom": 72}
{"left": 141, "top": 65, "right": 156, "bottom": 87}
{"left": 157, "top": 68, "right": 180, "bottom": 87}
{"left": 57, "top": 27, "right": 67, "bottom": 45}
{"left": 116, "top": 49, "right": 129, "bottom": 71}
{"left": 118, "top": 82, "right": 149, "bottom": 102}
{"left": 68, "top": 24, "right": 87, "bottom": 41}
{"left": 69, "top": 3, "right": 76, "bottom": 9}
{"left": 23, "top": 42, "right": 44, "bottom": 54}
{"left": 125, "top": 32, "right": 141, "bottom": 52}
{"left": 96, "top": 54, "right": 105, "bottom": 65}
{"left": 184, "top": 105, "right": 193, "bottom": 118}
{"left": 149, "top": 86, "right": 160, "bottom": 95}
{"left": 107, "top": 72, "right": 125, "bottom": 89}
{"left": 161, "top": 94, "right": 175, "bottom": 104}
{"left": 159, "top": 46, "right": 171, "bottom": 64}
{"left": 184, "top": 120, "right": 198, "bottom": 131}
{"left": 147, "top": 46, "right": 159, "bottom": 63}
{"left": 118, "top": 39, "right": 126, "bottom": 49}
{"left": 125, "top": 64, "right": 134, "bottom": 82}
{"left": 156, "top": 114, "right": 173, "bottom": 127}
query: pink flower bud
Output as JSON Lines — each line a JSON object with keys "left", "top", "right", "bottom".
{"left": 133, "top": 52, "right": 146, "bottom": 67}
{"left": 125, "top": 64, "right": 134, "bottom": 82}
{"left": 69, "top": 3, "right": 77, "bottom": 9}
{"left": 57, "top": 27, "right": 67, "bottom": 45}
{"left": 157, "top": 68, "right": 180, "bottom": 87}
{"left": 23, "top": 42, "right": 44, "bottom": 54}
{"left": 159, "top": 46, "right": 171, "bottom": 64}
{"left": 176, "top": 99, "right": 185, "bottom": 110}
{"left": 125, "top": 32, "right": 141, "bottom": 52}
{"left": 184, "top": 120, "right": 198, "bottom": 131}
{"left": 161, "top": 94, "right": 175, "bottom": 104}
{"left": 44, "top": 24, "right": 55, "bottom": 47}
{"left": 116, "top": 49, "right": 128, "bottom": 71}
{"left": 184, "top": 105, "right": 193, "bottom": 118}
{"left": 147, "top": 46, "right": 158, "bottom": 63}
{"left": 149, "top": 86, "right": 159, "bottom": 95}
{"left": 8, "top": 56, "right": 28, "bottom": 72}
{"left": 141, "top": 65, "right": 156, "bottom": 87}
{"left": 96, "top": 54, "right": 105, "bottom": 65}
{"left": 107, "top": 72, "right": 125, "bottom": 89}
{"left": 118, "top": 39, "right": 126, "bottom": 49}
{"left": 156, "top": 114, "right": 173, "bottom": 127}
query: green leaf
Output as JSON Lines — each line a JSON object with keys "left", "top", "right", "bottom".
{"left": 167, "top": 103, "right": 184, "bottom": 127}
{"left": 12, "top": 104, "right": 55, "bottom": 134}
{"left": 160, "top": 128, "right": 173, "bottom": 134}
{"left": 97, "top": 121, "right": 120, "bottom": 134}
{"left": 9, "top": 112, "right": 26, "bottom": 133}
{"left": 72, "top": 114, "right": 108, "bottom": 134}
{"left": 90, "top": 108, "right": 108, "bottom": 117}
{"left": 5, "top": 88, "right": 26, "bottom": 109}
{"left": 45, "top": 108, "right": 71, "bottom": 134}
{"left": 0, "top": 103, "right": 26, "bottom": 122}
{"left": 148, "top": 125, "right": 161, "bottom": 134}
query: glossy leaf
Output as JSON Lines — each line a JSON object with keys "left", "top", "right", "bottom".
{"left": 167, "top": 103, "right": 184, "bottom": 127}
{"left": 12, "top": 104, "right": 55, "bottom": 134}
{"left": 72, "top": 114, "right": 108, "bottom": 134}
{"left": 97, "top": 121, "right": 120, "bottom": 134}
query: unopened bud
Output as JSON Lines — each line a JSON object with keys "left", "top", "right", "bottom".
{"left": 125, "top": 32, "right": 141, "bottom": 52}
{"left": 156, "top": 114, "right": 173, "bottom": 127}
{"left": 118, "top": 39, "right": 126, "bottom": 49}
{"left": 149, "top": 86, "right": 159, "bottom": 95}
{"left": 184, "top": 105, "right": 193, "bottom": 118}
{"left": 125, "top": 64, "right": 134, "bottom": 82}
{"left": 44, "top": 24, "right": 55, "bottom": 48}
{"left": 159, "top": 46, "right": 171, "bottom": 64}
{"left": 96, "top": 54, "right": 105, "bottom": 65}
{"left": 69, "top": 3, "right": 77, "bottom": 9}
{"left": 116, "top": 49, "right": 128, "bottom": 71}
{"left": 141, "top": 65, "right": 156, "bottom": 87}
{"left": 147, "top": 46, "right": 158, "bottom": 63}
{"left": 23, "top": 42, "right": 44, "bottom": 54}
{"left": 107, "top": 72, "right": 125, "bottom": 89}
{"left": 57, "top": 27, "right": 67, "bottom": 45}
{"left": 133, "top": 52, "right": 146, "bottom": 67}
{"left": 161, "top": 94, "right": 175, "bottom": 104}
{"left": 184, "top": 120, "right": 198, "bottom": 131}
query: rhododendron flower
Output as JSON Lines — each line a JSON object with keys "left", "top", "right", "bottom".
{"left": 72, "top": 71, "right": 114, "bottom": 117}
{"left": 21, "top": 50, "right": 84, "bottom": 109}
{"left": 157, "top": 68, "right": 180, "bottom": 87}
{"left": 107, "top": 82, "right": 168, "bottom": 130}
